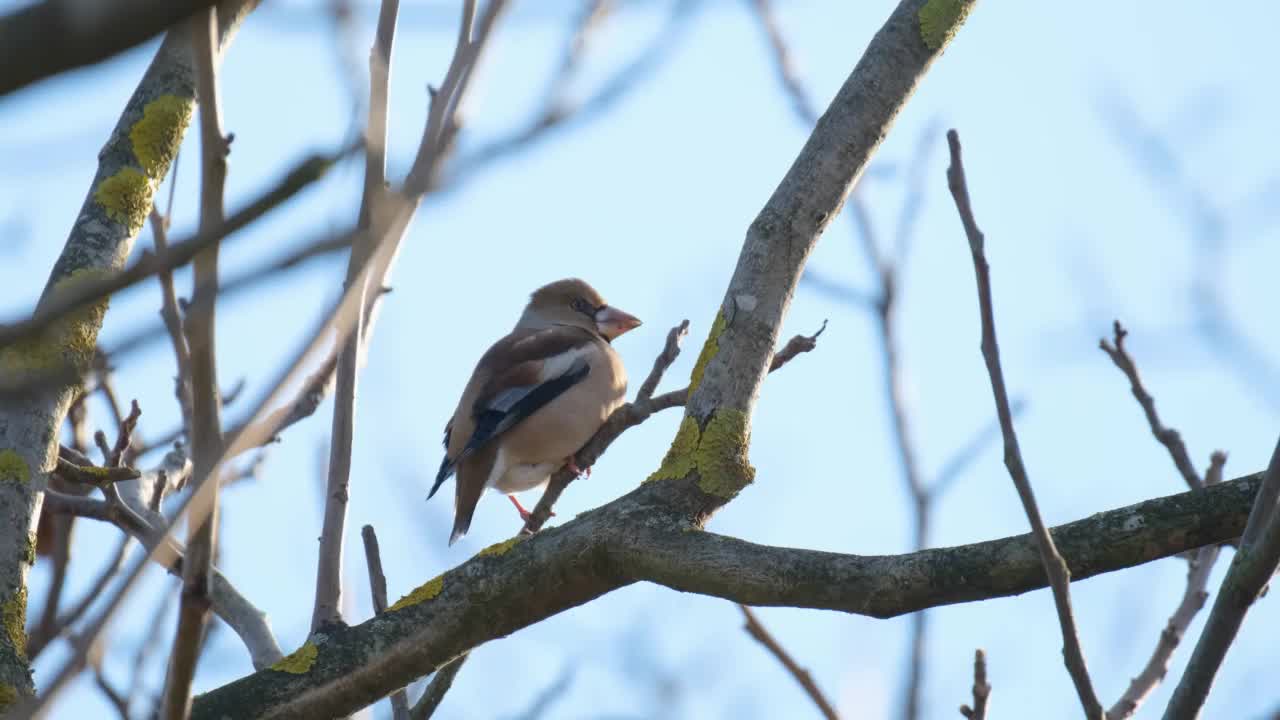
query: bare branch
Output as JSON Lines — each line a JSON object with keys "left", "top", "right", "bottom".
{"left": 148, "top": 208, "right": 194, "bottom": 436}
{"left": 769, "top": 320, "right": 827, "bottom": 372}
{"left": 190, "top": 468, "right": 1263, "bottom": 718}
{"left": 314, "top": 0, "right": 507, "bottom": 631}
{"left": 409, "top": 655, "right": 469, "bottom": 720}
{"left": 1164, "top": 439, "right": 1280, "bottom": 718}
{"left": 1100, "top": 321, "right": 1202, "bottom": 490}
{"left": 958, "top": 649, "right": 991, "bottom": 719}
{"left": 163, "top": 8, "right": 228, "bottom": 716}
{"left": 42, "top": 487, "right": 281, "bottom": 670}
{"left": 738, "top": 604, "right": 839, "bottom": 720}
{"left": 635, "top": 319, "right": 690, "bottom": 403}
{"left": 0, "top": 0, "right": 223, "bottom": 97}
{"left": 1110, "top": 452, "right": 1226, "bottom": 720}
{"left": 946, "top": 128, "right": 1102, "bottom": 719}
{"left": 361, "top": 525, "right": 410, "bottom": 720}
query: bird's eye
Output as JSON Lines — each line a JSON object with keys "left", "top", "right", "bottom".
{"left": 571, "top": 298, "right": 594, "bottom": 316}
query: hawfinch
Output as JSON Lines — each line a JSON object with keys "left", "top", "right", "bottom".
{"left": 431, "top": 278, "right": 642, "bottom": 544}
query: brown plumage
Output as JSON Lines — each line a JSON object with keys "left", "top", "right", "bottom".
{"left": 432, "top": 279, "right": 641, "bottom": 544}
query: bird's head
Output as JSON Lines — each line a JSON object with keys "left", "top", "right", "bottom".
{"left": 520, "top": 278, "right": 642, "bottom": 341}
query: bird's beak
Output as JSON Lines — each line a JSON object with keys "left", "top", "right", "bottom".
{"left": 594, "top": 305, "right": 642, "bottom": 339}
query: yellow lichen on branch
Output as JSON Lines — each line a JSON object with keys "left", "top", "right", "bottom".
{"left": 270, "top": 642, "right": 318, "bottom": 674}
{"left": 0, "top": 452, "right": 28, "bottom": 484}
{"left": 93, "top": 167, "right": 153, "bottom": 235}
{"left": 918, "top": 0, "right": 975, "bottom": 51}
{"left": 646, "top": 409, "right": 755, "bottom": 499}
{"left": 388, "top": 574, "right": 445, "bottom": 612}
{"left": 0, "top": 268, "right": 112, "bottom": 378}
{"left": 2, "top": 588, "right": 27, "bottom": 662}
{"left": 477, "top": 537, "right": 521, "bottom": 558}
{"left": 688, "top": 310, "right": 726, "bottom": 392}
{"left": 129, "top": 94, "right": 192, "bottom": 179}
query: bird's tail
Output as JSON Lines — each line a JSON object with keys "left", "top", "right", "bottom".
{"left": 428, "top": 455, "right": 454, "bottom": 500}
{"left": 448, "top": 514, "right": 471, "bottom": 546}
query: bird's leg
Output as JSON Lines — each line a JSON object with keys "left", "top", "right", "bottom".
{"left": 564, "top": 455, "right": 591, "bottom": 478}
{"left": 508, "top": 494, "right": 553, "bottom": 521}
{"left": 508, "top": 494, "right": 533, "bottom": 521}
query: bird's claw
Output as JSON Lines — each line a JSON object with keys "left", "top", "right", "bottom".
{"left": 565, "top": 456, "right": 591, "bottom": 478}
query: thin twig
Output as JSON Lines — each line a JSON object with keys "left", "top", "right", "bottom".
{"left": 315, "top": 0, "right": 506, "bottom": 631}
{"left": 53, "top": 456, "right": 140, "bottom": 486}
{"left": 738, "top": 604, "right": 839, "bottom": 720}
{"left": 958, "top": 649, "right": 991, "bottom": 719}
{"left": 163, "top": 10, "right": 227, "bottom": 717}
{"left": 1110, "top": 454, "right": 1226, "bottom": 720}
{"left": 946, "top": 128, "right": 1103, "bottom": 719}
{"left": 1101, "top": 323, "right": 1228, "bottom": 718}
{"left": 311, "top": 0, "right": 404, "bottom": 632}
{"left": 1163, "top": 438, "right": 1280, "bottom": 719}
{"left": 1100, "top": 321, "right": 1202, "bottom": 491}
{"left": 408, "top": 654, "right": 469, "bottom": 720}
{"left": 521, "top": 320, "right": 825, "bottom": 534}
{"left": 149, "top": 207, "right": 194, "bottom": 436}
{"left": 636, "top": 320, "right": 690, "bottom": 402}
{"left": 361, "top": 525, "right": 410, "bottom": 720}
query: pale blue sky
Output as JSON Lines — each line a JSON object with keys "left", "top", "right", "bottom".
{"left": 3, "top": 1, "right": 1279, "bottom": 718}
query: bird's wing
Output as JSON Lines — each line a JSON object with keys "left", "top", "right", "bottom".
{"left": 430, "top": 326, "right": 595, "bottom": 499}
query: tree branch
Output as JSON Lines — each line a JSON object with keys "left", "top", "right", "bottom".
{"left": 1100, "top": 321, "right": 1203, "bottom": 491}
{"left": 361, "top": 526, "right": 410, "bottom": 720}
{"left": 163, "top": 8, "right": 228, "bottom": 716}
{"left": 958, "top": 649, "right": 990, "bottom": 720}
{"left": 1163, "top": 438, "right": 1280, "bottom": 718}
{"left": 191, "top": 470, "right": 1261, "bottom": 718}
{"left": 946, "top": 128, "right": 1102, "bottom": 718}
{"left": 0, "top": 0, "right": 223, "bottom": 97}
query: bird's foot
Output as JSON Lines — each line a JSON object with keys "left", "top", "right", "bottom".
{"left": 565, "top": 456, "right": 591, "bottom": 478}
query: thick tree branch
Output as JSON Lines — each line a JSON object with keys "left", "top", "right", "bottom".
{"left": 0, "top": 0, "right": 223, "bottom": 97}
{"left": 191, "top": 471, "right": 1261, "bottom": 718}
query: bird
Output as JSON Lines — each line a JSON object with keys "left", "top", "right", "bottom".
{"left": 430, "top": 278, "right": 642, "bottom": 545}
